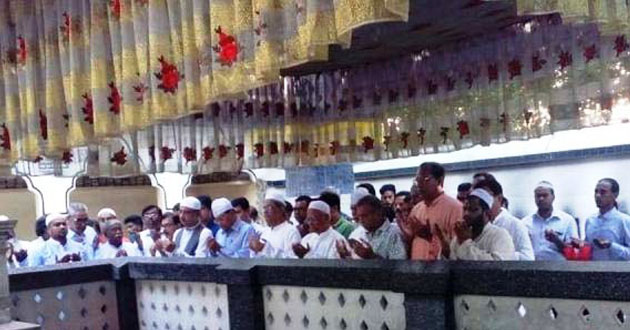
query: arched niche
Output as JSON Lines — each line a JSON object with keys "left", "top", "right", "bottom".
{"left": 185, "top": 172, "right": 259, "bottom": 207}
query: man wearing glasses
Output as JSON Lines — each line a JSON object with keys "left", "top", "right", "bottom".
{"left": 67, "top": 202, "right": 97, "bottom": 260}
{"left": 139, "top": 205, "right": 163, "bottom": 256}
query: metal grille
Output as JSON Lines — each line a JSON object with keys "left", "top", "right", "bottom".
{"left": 263, "top": 285, "right": 405, "bottom": 330}
{"left": 10, "top": 280, "right": 119, "bottom": 330}
{"left": 455, "top": 295, "right": 630, "bottom": 329}
{"left": 136, "top": 280, "right": 229, "bottom": 330}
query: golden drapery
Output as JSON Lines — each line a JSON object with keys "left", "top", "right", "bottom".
{"left": 0, "top": 0, "right": 408, "bottom": 175}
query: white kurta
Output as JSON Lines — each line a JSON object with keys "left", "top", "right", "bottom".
{"left": 300, "top": 227, "right": 348, "bottom": 259}
{"left": 449, "top": 224, "right": 516, "bottom": 261}
{"left": 29, "top": 238, "right": 89, "bottom": 267}
{"left": 139, "top": 229, "right": 156, "bottom": 256}
{"left": 251, "top": 221, "right": 301, "bottom": 258}
{"left": 494, "top": 208, "right": 535, "bottom": 261}
{"left": 172, "top": 226, "right": 213, "bottom": 258}
{"left": 94, "top": 242, "right": 143, "bottom": 259}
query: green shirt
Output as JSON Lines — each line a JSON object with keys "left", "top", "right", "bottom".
{"left": 333, "top": 216, "right": 356, "bottom": 239}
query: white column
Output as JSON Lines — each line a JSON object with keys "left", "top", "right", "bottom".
{"left": 152, "top": 173, "right": 191, "bottom": 210}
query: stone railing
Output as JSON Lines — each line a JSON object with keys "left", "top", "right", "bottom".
{"left": 9, "top": 259, "right": 630, "bottom": 330}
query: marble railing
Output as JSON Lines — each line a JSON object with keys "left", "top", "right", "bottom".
{"left": 9, "top": 259, "right": 630, "bottom": 330}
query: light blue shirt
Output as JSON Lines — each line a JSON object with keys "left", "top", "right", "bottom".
{"left": 28, "top": 238, "right": 89, "bottom": 267}
{"left": 67, "top": 226, "right": 97, "bottom": 260}
{"left": 522, "top": 209, "right": 578, "bottom": 260}
{"left": 585, "top": 208, "right": 630, "bottom": 260}
{"left": 213, "top": 219, "right": 254, "bottom": 258}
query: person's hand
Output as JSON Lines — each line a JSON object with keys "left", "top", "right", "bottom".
{"left": 570, "top": 238, "right": 585, "bottom": 248}
{"left": 349, "top": 239, "right": 377, "bottom": 259}
{"left": 208, "top": 238, "right": 221, "bottom": 253}
{"left": 292, "top": 243, "right": 310, "bottom": 259}
{"left": 249, "top": 236, "right": 265, "bottom": 253}
{"left": 434, "top": 224, "right": 451, "bottom": 259}
{"left": 336, "top": 240, "right": 352, "bottom": 259}
{"left": 594, "top": 238, "right": 612, "bottom": 249}
{"left": 410, "top": 219, "right": 432, "bottom": 241}
{"left": 150, "top": 229, "right": 161, "bottom": 242}
{"left": 163, "top": 239, "right": 175, "bottom": 253}
{"left": 70, "top": 253, "right": 81, "bottom": 262}
{"left": 13, "top": 249, "right": 27, "bottom": 263}
{"left": 544, "top": 229, "right": 565, "bottom": 250}
{"left": 58, "top": 254, "right": 73, "bottom": 263}
{"left": 454, "top": 221, "right": 472, "bottom": 245}
{"left": 115, "top": 249, "right": 128, "bottom": 258}
{"left": 149, "top": 244, "right": 158, "bottom": 257}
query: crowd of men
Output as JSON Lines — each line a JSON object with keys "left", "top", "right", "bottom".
{"left": 5, "top": 161, "right": 630, "bottom": 267}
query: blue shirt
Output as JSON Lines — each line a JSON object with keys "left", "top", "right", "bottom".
{"left": 585, "top": 208, "right": 630, "bottom": 260}
{"left": 522, "top": 209, "right": 578, "bottom": 260}
{"left": 207, "top": 221, "right": 220, "bottom": 237}
{"left": 213, "top": 219, "right": 254, "bottom": 258}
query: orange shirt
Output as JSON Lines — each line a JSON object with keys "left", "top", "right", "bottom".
{"left": 410, "top": 193, "right": 462, "bottom": 260}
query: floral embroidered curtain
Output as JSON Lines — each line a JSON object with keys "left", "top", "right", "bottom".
{"left": 0, "top": 0, "right": 409, "bottom": 175}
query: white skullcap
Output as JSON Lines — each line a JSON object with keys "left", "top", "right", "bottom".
{"left": 469, "top": 188, "right": 494, "bottom": 209}
{"left": 0, "top": 215, "right": 9, "bottom": 221}
{"left": 351, "top": 188, "right": 370, "bottom": 207}
{"left": 97, "top": 208, "right": 117, "bottom": 218}
{"left": 265, "top": 191, "right": 285, "bottom": 205}
{"left": 308, "top": 200, "right": 330, "bottom": 216}
{"left": 536, "top": 181, "right": 554, "bottom": 190}
{"left": 45, "top": 213, "right": 66, "bottom": 227}
{"left": 211, "top": 197, "right": 233, "bottom": 218}
{"left": 180, "top": 196, "right": 201, "bottom": 211}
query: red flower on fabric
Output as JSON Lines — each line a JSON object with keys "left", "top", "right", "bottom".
{"left": 160, "top": 146, "right": 175, "bottom": 161}
{"left": 615, "top": 35, "right": 629, "bottom": 57}
{"left": 269, "top": 142, "right": 279, "bottom": 155}
{"left": 202, "top": 146, "right": 214, "bottom": 161}
{"left": 110, "top": 147, "right": 127, "bottom": 165}
{"left": 508, "top": 58, "right": 522, "bottom": 79}
{"left": 440, "top": 127, "right": 449, "bottom": 144}
{"left": 361, "top": 136, "right": 374, "bottom": 153}
{"left": 17, "top": 36, "right": 27, "bottom": 66}
{"left": 446, "top": 76, "right": 456, "bottom": 92}
{"left": 81, "top": 93, "right": 94, "bottom": 124}
{"left": 0, "top": 124, "right": 10, "bottom": 151}
{"left": 183, "top": 147, "right": 196, "bottom": 163}
{"left": 244, "top": 102, "right": 254, "bottom": 118}
{"left": 218, "top": 145, "right": 230, "bottom": 158}
{"left": 110, "top": 0, "right": 122, "bottom": 18}
{"left": 213, "top": 26, "right": 238, "bottom": 66}
{"left": 59, "top": 12, "right": 81, "bottom": 43}
{"left": 236, "top": 143, "right": 244, "bottom": 159}
{"left": 427, "top": 80, "right": 438, "bottom": 95}
{"left": 108, "top": 82, "right": 122, "bottom": 115}
{"left": 283, "top": 142, "right": 293, "bottom": 154}
{"left": 148, "top": 145, "right": 156, "bottom": 162}
{"left": 383, "top": 136, "right": 392, "bottom": 151}
{"left": 532, "top": 53, "right": 547, "bottom": 72}
{"left": 155, "top": 56, "right": 182, "bottom": 94}
{"left": 417, "top": 128, "right": 426, "bottom": 145}
{"left": 133, "top": 82, "right": 147, "bottom": 103}
{"left": 62, "top": 150, "right": 73, "bottom": 164}
{"left": 583, "top": 44, "right": 598, "bottom": 63}
{"left": 39, "top": 109, "right": 48, "bottom": 140}
{"left": 400, "top": 132, "right": 410, "bottom": 148}
{"left": 254, "top": 143, "right": 264, "bottom": 158}
{"left": 329, "top": 141, "right": 340, "bottom": 155}
{"left": 487, "top": 64, "right": 499, "bottom": 82}
{"left": 300, "top": 140, "right": 310, "bottom": 155}
{"left": 457, "top": 120, "right": 470, "bottom": 139}
{"left": 558, "top": 51, "right": 572, "bottom": 70}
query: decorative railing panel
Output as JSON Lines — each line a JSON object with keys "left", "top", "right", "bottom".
{"left": 263, "top": 285, "right": 405, "bottom": 330}
{"left": 10, "top": 280, "right": 119, "bottom": 330}
{"left": 136, "top": 280, "right": 229, "bottom": 330}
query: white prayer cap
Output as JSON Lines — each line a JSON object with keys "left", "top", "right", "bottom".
{"left": 536, "top": 181, "right": 554, "bottom": 190}
{"left": 97, "top": 208, "right": 117, "bottom": 218}
{"left": 308, "top": 200, "right": 330, "bottom": 216}
{"left": 212, "top": 197, "right": 233, "bottom": 218}
{"left": 0, "top": 215, "right": 9, "bottom": 221}
{"left": 265, "top": 190, "right": 285, "bottom": 205}
{"left": 469, "top": 188, "right": 494, "bottom": 209}
{"left": 180, "top": 196, "right": 201, "bottom": 211}
{"left": 351, "top": 188, "right": 370, "bottom": 207}
{"left": 45, "top": 213, "right": 66, "bottom": 227}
